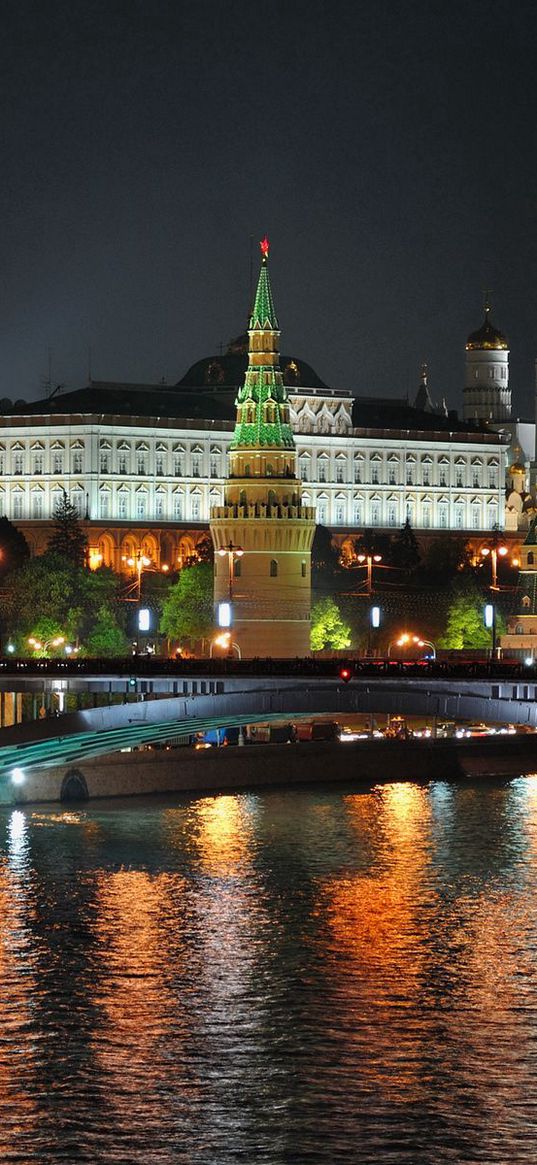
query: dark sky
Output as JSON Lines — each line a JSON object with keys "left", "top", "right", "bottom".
{"left": 1, "top": 0, "right": 537, "bottom": 416}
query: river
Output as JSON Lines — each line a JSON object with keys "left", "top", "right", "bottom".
{"left": 1, "top": 777, "right": 537, "bottom": 1163}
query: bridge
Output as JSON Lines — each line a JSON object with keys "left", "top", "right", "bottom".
{"left": 0, "top": 658, "right": 536, "bottom": 784}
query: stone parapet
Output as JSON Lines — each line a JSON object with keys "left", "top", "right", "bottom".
{"left": 211, "top": 503, "right": 316, "bottom": 521}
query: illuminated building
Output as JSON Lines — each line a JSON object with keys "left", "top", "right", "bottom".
{"left": 210, "top": 240, "right": 315, "bottom": 657}
{"left": 501, "top": 516, "right": 537, "bottom": 658}
{"left": 0, "top": 259, "right": 512, "bottom": 568}
{"left": 463, "top": 301, "right": 511, "bottom": 423}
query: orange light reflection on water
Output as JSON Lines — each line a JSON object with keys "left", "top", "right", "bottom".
{"left": 192, "top": 794, "right": 256, "bottom": 877}
{"left": 319, "top": 783, "right": 434, "bottom": 1102}
{"left": 0, "top": 812, "right": 39, "bottom": 1152}
{"left": 165, "top": 794, "right": 269, "bottom": 1071}
{"left": 92, "top": 867, "right": 200, "bottom": 1114}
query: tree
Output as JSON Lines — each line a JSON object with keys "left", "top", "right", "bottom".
{"left": 352, "top": 531, "right": 392, "bottom": 562}
{"left": 439, "top": 585, "right": 505, "bottom": 650}
{"left": 160, "top": 563, "right": 214, "bottom": 648}
{"left": 3, "top": 556, "right": 126, "bottom": 653}
{"left": 25, "top": 615, "right": 67, "bottom": 655}
{"left": 311, "top": 598, "right": 351, "bottom": 651}
{"left": 85, "top": 605, "right": 130, "bottom": 656}
{"left": 76, "top": 566, "right": 127, "bottom": 644}
{"left": 47, "top": 490, "right": 87, "bottom": 566}
{"left": 390, "top": 519, "right": 421, "bottom": 573}
{"left": 3, "top": 553, "right": 80, "bottom": 648}
{"left": 0, "top": 517, "right": 29, "bottom": 577}
{"left": 193, "top": 533, "right": 214, "bottom": 564}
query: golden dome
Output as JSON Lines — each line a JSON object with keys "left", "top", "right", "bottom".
{"left": 466, "top": 314, "right": 508, "bottom": 351}
{"left": 510, "top": 462, "right": 525, "bottom": 474}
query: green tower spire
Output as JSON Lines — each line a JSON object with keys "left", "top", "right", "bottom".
{"left": 230, "top": 237, "right": 295, "bottom": 452}
{"left": 249, "top": 237, "right": 279, "bottom": 330}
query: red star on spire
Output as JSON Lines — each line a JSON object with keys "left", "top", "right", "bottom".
{"left": 260, "top": 236, "right": 270, "bottom": 260}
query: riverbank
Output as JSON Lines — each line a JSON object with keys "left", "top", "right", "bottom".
{"left": 4, "top": 734, "right": 537, "bottom": 804}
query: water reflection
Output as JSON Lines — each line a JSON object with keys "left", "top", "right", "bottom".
{"left": 0, "top": 781, "right": 535, "bottom": 1161}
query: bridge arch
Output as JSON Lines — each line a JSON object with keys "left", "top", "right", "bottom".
{"left": 61, "top": 768, "right": 89, "bottom": 802}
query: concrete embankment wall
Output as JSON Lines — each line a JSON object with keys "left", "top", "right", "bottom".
{"left": 5, "top": 735, "right": 537, "bottom": 805}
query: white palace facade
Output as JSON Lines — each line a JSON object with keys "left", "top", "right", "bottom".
{"left": 0, "top": 386, "right": 506, "bottom": 571}
{"left": 0, "top": 289, "right": 518, "bottom": 572}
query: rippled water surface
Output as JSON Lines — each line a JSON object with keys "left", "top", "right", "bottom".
{"left": 2, "top": 778, "right": 537, "bottom": 1162}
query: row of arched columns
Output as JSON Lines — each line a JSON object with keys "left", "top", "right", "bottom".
{"left": 19, "top": 523, "right": 209, "bottom": 573}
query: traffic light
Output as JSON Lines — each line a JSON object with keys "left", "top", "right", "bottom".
{"left": 128, "top": 677, "right": 137, "bottom": 689}
{"left": 339, "top": 664, "right": 353, "bottom": 684}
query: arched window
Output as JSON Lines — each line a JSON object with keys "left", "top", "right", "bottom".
{"left": 270, "top": 559, "right": 278, "bottom": 577}
{"left": 529, "top": 553, "right": 534, "bottom": 566}
{"left": 239, "top": 490, "right": 247, "bottom": 507}
{"left": 301, "top": 561, "right": 306, "bottom": 578}
{"left": 522, "top": 595, "right": 531, "bottom": 608}
{"left": 233, "top": 558, "right": 241, "bottom": 578}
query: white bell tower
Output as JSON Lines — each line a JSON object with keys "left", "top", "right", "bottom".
{"left": 463, "top": 300, "right": 511, "bottom": 423}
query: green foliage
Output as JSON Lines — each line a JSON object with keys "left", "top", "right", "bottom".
{"left": 47, "top": 489, "right": 87, "bottom": 566}
{"left": 3, "top": 556, "right": 125, "bottom": 653}
{"left": 311, "top": 597, "right": 352, "bottom": 652}
{"left": 26, "top": 615, "right": 67, "bottom": 655}
{"left": 439, "top": 585, "right": 505, "bottom": 649}
{"left": 193, "top": 533, "right": 214, "bottom": 564}
{"left": 85, "top": 605, "right": 130, "bottom": 657}
{"left": 160, "top": 563, "right": 214, "bottom": 647}
{"left": 0, "top": 517, "right": 29, "bottom": 577}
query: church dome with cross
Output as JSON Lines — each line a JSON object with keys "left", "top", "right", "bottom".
{"left": 463, "top": 299, "right": 511, "bottom": 423}
{"left": 466, "top": 313, "right": 508, "bottom": 352}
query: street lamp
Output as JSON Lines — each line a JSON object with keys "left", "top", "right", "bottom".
{"left": 387, "top": 633, "right": 410, "bottom": 657}
{"left": 209, "top": 632, "right": 241, "bottom": 659}
{"left": 412, "top": 635, "right": 436, "bottom": 661}
{"left": 217, "top": 541, "right": 244, "bottom": 602}
{"left": 480, "top": 540, "right": 508, "bottom": 590}
{"left": 356, "top": 552, "right": 382, "bottom": 595}
{"left": 28, "top": 636, "right": 65, "bottom": 655}
{"left": 387, "top": 632, "right": 436, "bottom": 660}
{"left": 122, "top": 550, "right": 151, "bottom": 601}
{"left": 481, "top": 535, "right": 509, "bottom": 658}
{"left": 357, "top": 551, "right": 382, "bottom": 656}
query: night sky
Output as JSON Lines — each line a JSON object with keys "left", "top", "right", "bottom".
{"left": 1, "top": 0, "right": 537, "bottom": 416}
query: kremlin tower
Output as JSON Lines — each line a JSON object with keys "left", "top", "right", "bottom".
{"left": 209, "top": 239, "right": 316, "bottom": 657}
{"left": 463, "top": 300, "right": 511, "bottom": 422}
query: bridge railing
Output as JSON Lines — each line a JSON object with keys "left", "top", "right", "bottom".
{"left": 0, "top": 656, "right": 528, "bottom": 681}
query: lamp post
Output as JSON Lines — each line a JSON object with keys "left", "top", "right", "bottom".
{"left": 357, "top": 552, "right": 382, "bottom": 596}
{"left": 122, "top": 550, "right": 151, "bottom": 601}
{"left": 28, "top": 636, "right": 65, "bottom": 655}
{"left": 481, "top": 535, "right": 508, "bottom": 659}
{"left": 357, "top": 552, "right": 382, "bottom": 656}
{"left": 387, "top": 633, "right": 410, "bottom": 657}
{"left": 387, "top": 633, "right": 436, "bottom": 660}
{"left": 412, "top": 635, "right": 436, "bottom": 661}
{"left": 218, "top": 541, "right": 244, "bottom": 602}
{"left": 210, "top": 632, "right": 241, "bottom": 659}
